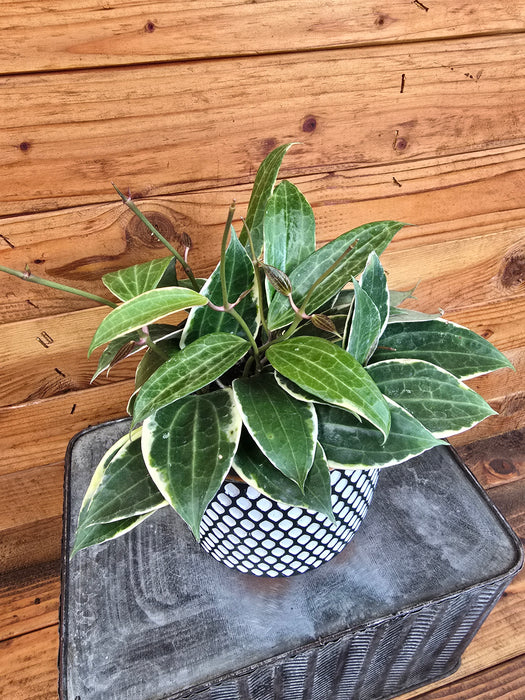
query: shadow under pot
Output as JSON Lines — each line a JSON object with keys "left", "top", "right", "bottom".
{"left": 199, "top": 468, "right": 380, "bottom": 577}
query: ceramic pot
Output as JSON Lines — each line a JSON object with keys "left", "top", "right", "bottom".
{"left": 199, "top": 468, "right": 379, "bottom": 577}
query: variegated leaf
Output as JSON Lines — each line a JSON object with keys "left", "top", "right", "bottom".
{"left": 142, "top": 389, "right": 242, "bottom": 539}
{"left": 266, "top": 336, "right": 391, "bottom": 439}
{"left": 317, "top": 399, "right": 444, "bottom": 470}
{"left": 233, "top": 373, "right": 317, "bottom": 488}
{"left": 133, "top": 333, "right": 250, "bottom": 424}
{"left": 232, "top": 436, "right": 334, "bottom": 521}
{"left": 366, "top": 359, "right": 496, "bottom": 437}
{"left": 372, "top": 319, "right": 513, "bottom": 379}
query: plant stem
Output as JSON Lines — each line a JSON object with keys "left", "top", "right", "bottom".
{"left": 0, "top": 265, "right": 117, "bottom": 308}
{"left": 112, "top": 184, "right": 199, "bottom": 292}
{"left": 219, "top": 202, "right": 237, "bottom": 309}
{"left": 228, "top": 306, "right": 261, "bottom": 368}
{"left": 242, "top": 217, "right": 270, "bottom": 338}
{"left": 141, "top": 326, "right": 170, "bottom": 362}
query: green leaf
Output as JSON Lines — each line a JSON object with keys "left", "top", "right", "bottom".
{"left": 71, "top": 510, "right": 159, "bottom": 557}
{"left": 78, "top": 430, "right": 140, "bottom": 514}
{"left": 89, "top": 287, "right": 208, "bottom": 355}
{"left": 240, "top": 143, "right": 296, "bottom": 254}
{"left": 232, "top": 436, "right": 334, "bottom": 521}
{"left": 133, "top": 333, "right": 250, "bottom": 424}
{"left": 263, "top": 180, "right": 315, "bottom": 303}
{"left": 274, "top": 371, "right": 343, "bottom": 408}
{"left": 76, "top": 434, "right": 166, "bottom": 526}
{"left": 317, "top": 399, "right": 444, "bottom": 470}
{"left": 103, "top": 257, "right": 173, "bottom": 301}
{"left": 360, "top": 251, "right": 389, "bottom": 332}
{"left": 232, "top": 373, "right": 317, "bottom": 488}
{"left": 388, "top": 307, "right": 443, "bottom": 323}
{"left": 268, "top": 221, "right": 405, "bottom": 330}
{"left": 91, "top": 324, "right": 180, "bottom": 382}
{"left": 72, "top": 429, "right": 167, "bottom": 556}
{"left": 266, "top": 336, "right": 391, "bottom": 439}
{"left": 372, "top": 319, "right": 513, "bottom": 379}
{"left": 366, "top": 359, "right": 496, "bottom": 438}
{"left": 320, "top": 288, "right": 355, "bottom": 315}
{"left": 389, "top": 287, "right": 417, "bottom": 307}
{"left": 181, "top": 229, "right": 258, "bottom": 346}
{"left": 346, "top": 279, "right": 382, "bottom": 365}
{"left": 142, "top": 388, "right": 242, "bottom": 539}
{"left": 135, "top": 337, "right": 181, "bottom": 390}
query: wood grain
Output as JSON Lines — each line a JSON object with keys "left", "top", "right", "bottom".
{"left": 0, "top": 517, "right": 63, "bottom": 577}
{"left": 411, "top": 654, "right": 525, "bottom": 699}
{"left": 2, "top": 34, "right": 525, "bottom": 214}
{"left": 455, "top": 428, "right": 525, "bottom": 490}
{"left": 2, "top": 144, "right": 525, "bottom": 322}
{"left": 0, "top": 624, "right": 59, "bottom": 700}
{"left": 0, "top": 381, "right": 132, "bottom": 476}
{"left": 0, "top": 562, "right": 60, "bottom": 640}
{"left": 0, "top": 307, "right": 154, "bottom": 407}
{"left": 1, "top": 1, "right": 525, "bottom": 75}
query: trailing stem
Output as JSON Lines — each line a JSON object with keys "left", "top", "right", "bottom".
{"left": 112, "top": 184, "right": 200, "bottom": 292}
{"left": 0, "top": 265, "right": 117, "bottom": 308}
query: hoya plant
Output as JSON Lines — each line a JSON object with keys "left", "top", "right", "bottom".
{"left": 0, "top": 144, "right": 512, "bottom": 556}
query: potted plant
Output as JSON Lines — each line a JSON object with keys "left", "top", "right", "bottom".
{"left": 0, "top": 143, "right": 512, "bottom": 578}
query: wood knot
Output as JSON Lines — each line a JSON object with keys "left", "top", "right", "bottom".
{"left": 374, "top": 12, "right": 395, "bottom": 28}
{"left": 485, "top": 458, "right": 518, "bottom": 480}
{"left": 19, "top": 141, "right": 31, "bottom": 152}
{"left": 302, "top": 116, "right": 317, "bottom": 133}
{"left": 126, "top": 211, "right": 176, "bottom": 249}
{"left": 498, "top": 249, "right": 525, "bottom": 289}
{"left": 260, "top": 138, "right": 278, "bottom": 157}
{"left": 144, "top": 20, "right": 156, "bottom": 32}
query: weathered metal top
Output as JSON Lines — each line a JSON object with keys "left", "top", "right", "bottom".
{"left": 60, "top": 419, "right": 522, "bottom": 699}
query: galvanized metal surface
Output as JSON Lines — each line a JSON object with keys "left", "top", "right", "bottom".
{"left": 59, "top": 420, "right": 523, "bottom": 700}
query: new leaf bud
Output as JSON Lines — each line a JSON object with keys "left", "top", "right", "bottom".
{"left": 261, "top": 264, "right": 293, "bottom": 296}
{"left": 311, "top": 314, "right": 339, "bottom": 335}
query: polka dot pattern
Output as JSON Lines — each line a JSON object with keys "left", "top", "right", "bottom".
{"left": 199, "top": 469, "right": 379, "bottom": 577}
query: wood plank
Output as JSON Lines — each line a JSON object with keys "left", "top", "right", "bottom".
{"left": 2, "top": 34, "right": 525, "bottom": 214}
{"left": 0, "top": 306, "right": 172, "bottom": 408}
{"left": 2, "top": 1, "right": 525, "bottom": 74}
{"left": 0, "top": 380, "right": 133, "bottom": 477}
{"left": 0, "top": 562, "right": 60, "bottom": 641}
{"left": 410, "top": 654, "right": 525, "bottom": 699}
{"left": 0, "top": 517, "right": 62, "bottom": 576}
{"left": 0, "top": 463, "right": 64, "bottom": 537}
{"left": 2, "top": 143, "right": 525, "bottom": 323}
{"left": 0, "top": 624, "right": 59, "bottom": 700}
{"left": 381, "top": 228, "right": 525, "bottom": 318}
{"left": 0, "top": 256, "right": 522, "bottom": 409}
{"left": 454, "top": 428, "right": 525, "bottom": 490}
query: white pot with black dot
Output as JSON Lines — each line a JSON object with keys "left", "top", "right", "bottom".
{"left": 199, "top": 469, "right": 379, "bottom": 577}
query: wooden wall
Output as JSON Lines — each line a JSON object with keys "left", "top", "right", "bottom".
{"left": 0, "top": 2, "right": 524, "bottom": 698}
